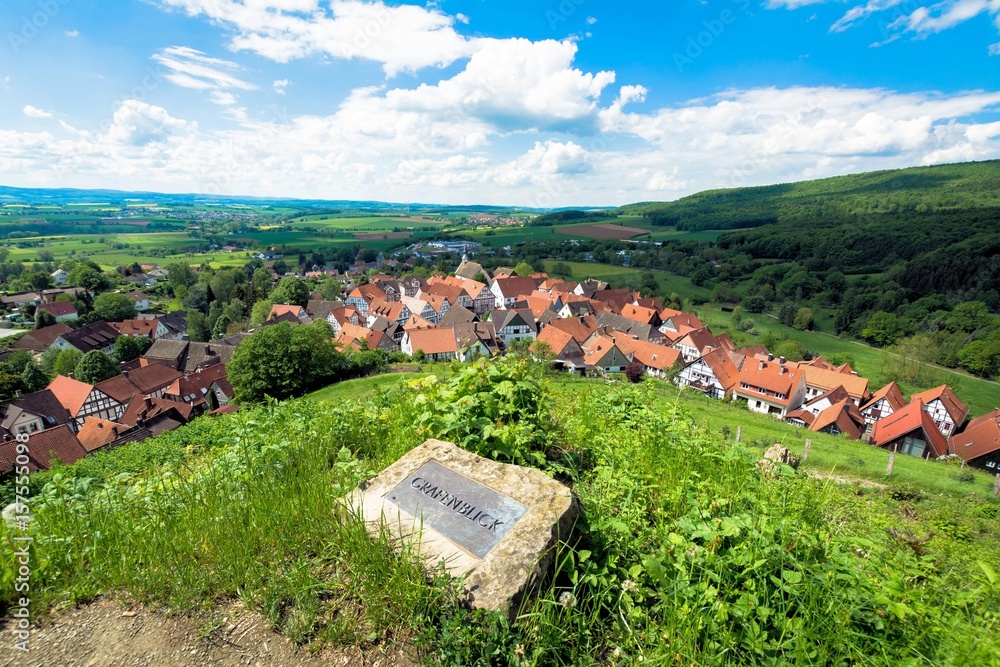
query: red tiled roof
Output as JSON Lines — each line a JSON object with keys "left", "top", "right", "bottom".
{"left": 949, "top": 408, "right": 1000, "bottom": 462}
{"left": 619, "top": 304, "right": 659, "bottom": 326}
{"left": 95, "top": 375, "right": 141, "bottom": 404}
{"left": 801, "top": 366, "right": 869, "bottom": 402}
{"left": 910, "top": 385, "right": 969, "bottom": 425}
{"left": 37, "top": 301, "right": 77, "bottom": 317}
{"left": 545, "top": 315, "right": 598, "bottom": 344}
{"left": 700, "top": 348, "right": 741, "bottom": 393}
{"left": 406, "top": 327, "right": 458, "bottom": 355}
{"left": 349, "top": 284, "right": 387, "bottom": 302}
{"left": 336, "top": 323, "right": 375, "bottom": 347}
{"left": 810, "top": 398, "right": 865, "bottom": 439}
{"left": 662, "top": 312, "right": 704, "bottom": 330}
{"left": 125, "top": 363, "right": 183, "bottom": 395}
{"left": 492, "top": 277, "right": 540, "bottom": 300}
{"left": 736, "top": 361, "right": 802, "bottom": 407}
{"left": 675, "top": 326, "right": 720, "bottom": 355}
{"left": 861, "top": 381, "right": 907, "bottom": 414}
{"left": 20, "top": 425, "right": 86, "bottom": 469}
{"left": 113, "top": 319, "right": 159, "bottom": 338}
{"left": 870, "top": 399, "right": 948, "bottom": 457}
{"left": 120, "top": 396, "right": 194, "bottom": 427}
{"left": 403, "top": 314, "right": 436, "bottom": 331}
{"left": 269, "top": 304, "right": 307, "bottom": 320}
{"left": 47, "top": 375, "right": 95, "bottom": 416}
{"left": 533, "top": 326, "right": 581, "bottom": 359}
{"left": 367, "top": 299, "right": 407, "bottom": 322}
{"left": 625, "top": 339, "right": 682, "bottom": 371}
{"left": 76, "top": 418, "right": 129, "bottom": 453}
{"left": 12, "top": 323, "right": 73, "bottom": 351}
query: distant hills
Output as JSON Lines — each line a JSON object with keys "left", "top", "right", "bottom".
{"left": 618, "top": 160, "right": 1000, "bottom": 232}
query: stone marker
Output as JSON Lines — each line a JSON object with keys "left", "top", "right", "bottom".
{"left": 345, "top": 439, "right": 578, "bottom": 614}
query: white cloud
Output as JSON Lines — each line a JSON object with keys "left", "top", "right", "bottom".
{"left": 23, "top": 105, "right": 53, "bottom": 119}
{"left": 3, "top": 27, "right": 1000, "bottom": 210}
{"left": 773, "top": 0, "right": 1000, "bottom": 49}
{"left": 152, "top": 46, "right": 256, "bottom": 92}
{"left": 273, "top": 79, "right": 289, "bottom": 94}
{"left": 65, "top": 30, "right": 79, "bottom": 37}
{"left": 104, "top": 100, "right": 193, "bottom": 146}
{"left": 151, "top": 0, "right": 477, "bottom": 75}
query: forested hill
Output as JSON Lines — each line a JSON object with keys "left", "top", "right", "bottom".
{"left": 618, "top": 160, "right": 1000, "bottom": 231}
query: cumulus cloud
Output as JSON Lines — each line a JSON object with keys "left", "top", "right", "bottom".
{"left": 151, "top": 0, "right": 477, "bottom": 75}
{"left": 273, "top": 79, "right": 289, "bottom": 94}
{"left": 23, "top": 105, "right": 53, "bottom": 119}
{"left": 104, "top": 100, "right": 193, "bottom": 146}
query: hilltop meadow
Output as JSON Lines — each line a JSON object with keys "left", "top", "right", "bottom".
{"left": 3, "top": 358, "right": 998, "bottom": 665}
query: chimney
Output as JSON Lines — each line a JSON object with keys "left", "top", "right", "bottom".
{"left": 779, "top": 356, "right": 786, "bottom": 365}
{"left": 767, "top": 353, "right": 774, "bottom": 362}
{"left": 759, "top": 361, "right": 765, "bottom": 370}
{"left": 779, "top": 366, "right": 787, "bottom": 375}
{"left": 144, "top": 397, "right": 153, "bottom": 410}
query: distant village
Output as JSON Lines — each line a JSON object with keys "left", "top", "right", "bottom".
{"left": 1, "top": 252, "right": 998, "bottom": 479}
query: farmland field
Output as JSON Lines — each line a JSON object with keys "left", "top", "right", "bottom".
{"left": 353, "top": 231, "right": 412, "bottom": 240}
{"left": 556, "top": 222, "right": 648, "bottom": 240}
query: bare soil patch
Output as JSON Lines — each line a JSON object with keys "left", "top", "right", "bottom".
{"left": 353, "top": 232, "right": 412, "bottom": 240}
{"left": 557, "top": 223, "right": 648, "bottom": 240}
{"left": 1, "top": 598, "right": 417, "bottom": 667}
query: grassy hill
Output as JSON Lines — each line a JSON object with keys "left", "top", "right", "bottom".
{"left": 8, "top": 361, "right": 998, "bottom": 665}
{"left": 618, "top": 160, "right": 1000, "bottom": 231}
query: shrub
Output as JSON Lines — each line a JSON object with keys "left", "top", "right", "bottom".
{"left": 624, "top": 360, "right": 645, "bottom": 384}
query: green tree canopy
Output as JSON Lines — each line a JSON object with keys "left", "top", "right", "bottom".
{"left": 114, "top": 334, "right": 153, "bottom": 363}
{"left": 52, "top": 348, "right": 83, "bottom": 377}
{"left": 513, "top": 262, "right": 534, "bottom": 278}
{"left": 20, "top": 362, "right": 49, "bottom": 393}
{"left": 75, "top": 351, "right": 121, "bottom": 384}
{"left": 861, "top": 311, "right": 907, "bottom": 347}
{"left": 166, "top": 262, "right": 198, "bottom": 290}
{"left": 93, "top": 292, "right": 137, "bottom": 322}
{"left": 269, "top": 276, "right": 310, "bottom": 308}
{"left": 35, "top": 308, "right": 57, "bottom": 329}
{"left": 228, "top": 321, "right": 346, "bottom": 403}
{"left": 68, "top": 262, "right": 113, "bottom": 293}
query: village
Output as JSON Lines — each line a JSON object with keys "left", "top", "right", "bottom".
{"left": 0, "top": 253, "right": 997, "bottom": 480}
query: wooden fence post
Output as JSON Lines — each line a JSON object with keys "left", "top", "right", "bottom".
{"left": 994, "top": 473, "right": 1000, "bottom": 499}
{"left": 886, "top": 444, "right": 898, "bottom": 476}
{"left": 803, "top": 438, "right": 811, "bottom": 463}
{"left": 735, "top": 426, "right": 742, "bottom": 443}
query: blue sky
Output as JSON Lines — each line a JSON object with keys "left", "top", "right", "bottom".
{"left": 2, "top": 0, "right": 999, "bottom": 205}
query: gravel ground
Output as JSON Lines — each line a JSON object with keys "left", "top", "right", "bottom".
{"left": 0, "top": 598, "right": 418, "bottom": 667}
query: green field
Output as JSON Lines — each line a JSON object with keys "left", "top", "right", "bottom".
{"left": 541, "top": 259, "right": 712, "bottom": 298}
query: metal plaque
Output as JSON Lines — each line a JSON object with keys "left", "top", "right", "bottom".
{"left": 386, "top": 460, "right": 528, "bottom": 559}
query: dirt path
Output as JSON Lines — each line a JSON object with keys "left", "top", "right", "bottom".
{"left": 1, "top": 598, "right": 418, "bottom": 667}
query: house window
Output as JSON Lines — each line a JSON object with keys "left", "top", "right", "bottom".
{"left": 900, "top": 436, "right": 927, "bottom": 458}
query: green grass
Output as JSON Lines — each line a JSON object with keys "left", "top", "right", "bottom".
{"left": 696, "top": 304, "right": 1000, "bottom": 418}
{"left": 5, "top": 361, "right": 999, "bottom": 664}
